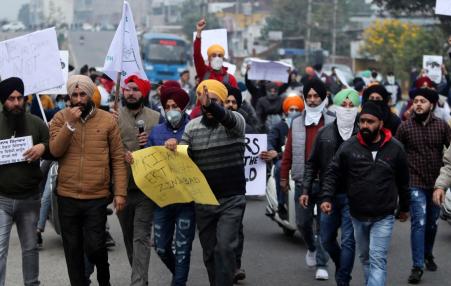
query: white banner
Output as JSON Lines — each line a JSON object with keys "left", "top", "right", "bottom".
{"left": 0, "top": 28, "right": 64, "bottom": 95}
{"left": 248, "top": 59, "right": 291, "bottom": 83}
{"left": 103, "top": 1, "right": 147, "bottom": 86}
{"left": 0, "top": 136, "right": 33, "bottom": 165}
{"left": 193, "top": 29, "right": 229, "bottom": 60}
{"left": 423, "top": 55, "right": 443, "bottom": 84}
{"left": 244, "top": 134, "right": 267, "bottom": 196}
{"left": 38, "top": 50, "right": 69, "bottom": 94}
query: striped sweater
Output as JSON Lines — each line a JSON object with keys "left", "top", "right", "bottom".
{"left": 181, "top": 103, "right": 246, "bottom": 198}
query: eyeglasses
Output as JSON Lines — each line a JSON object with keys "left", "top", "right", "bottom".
{"left": 288, "top": 108, "right": 299, "bottom": 112}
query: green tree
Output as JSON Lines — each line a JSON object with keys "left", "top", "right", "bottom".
{"left": 180, "top": 0, "right": 220, "bottom": 42}
{"left": 361, "top": 19, "right": 444, "bottom": 80}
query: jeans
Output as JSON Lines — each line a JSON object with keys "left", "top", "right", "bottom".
{"left": 352, "top": 215, "right": 394, "bottom": 286}
{"left": 294, "top": 184, "right": 328, "bottom": 267}
{"left": 410, "top": 187, "right": 441, "bottom": 269}
{"left": 273, "top": 160, "right": 285, "bottom": 206}
{"left": 58, "top": 196, "right": 111, "bottom": 286}
{"left": 320, "top": 194, "right": 355, "bottom": 285}
{"left": 0, "top": 194, "right": 40, "bottom": 286}
{"left": 154, "top": 203, "right": 196, "bottom": 286}
{"left": 117, "top": 190, "right": 154, "bottom": 286}
{"left": 196, "top": 195, "right": 246, "bottom": 286}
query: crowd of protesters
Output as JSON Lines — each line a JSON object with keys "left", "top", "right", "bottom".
{"left": 2, "top": 17, "right": 451, "bottom": 286}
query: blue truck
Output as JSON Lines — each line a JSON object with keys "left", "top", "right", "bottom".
{"left": 141, "top": 33, "right": 189, "bottom": 82}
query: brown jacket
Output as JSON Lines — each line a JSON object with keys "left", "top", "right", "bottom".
{"left": 49, "top": 108, "right": 127, "bottom": 199}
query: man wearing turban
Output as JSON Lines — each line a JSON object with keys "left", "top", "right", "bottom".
{"left": 0, "top": 77, "right": 51, "bottom": 285}
{"left": 144, "top": 86, "right": 194, "bottom": 285}
{"left": 193, "top": 19, "right": 238, "bottom": 88}
{"left": 280, "top": 77, "right": 334, "bottom": 280}
{"left": 49, "top": 74, "right": 127, "bottom": 286}
{"left": 164, "top": 79, "right": 246, "bottom": 286}
{"left": 304, "top": 88, "right": 360, "bottom": 286}
{"left": 117, "top": 74, "right": 161, "bottom": 285}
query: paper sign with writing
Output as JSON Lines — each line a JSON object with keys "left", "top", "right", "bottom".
{"left": 248, "top": 59, "right": 290, "bottom": 83}
{"left": 193, "top": 29, "right": 229, "bottom": 60}
{"left": 38, "top": 50, "right": 69, "bottom": 95}
{"left": 0, "top": 136, "right": 33, "bottom": 165}
{"left": 423, "top": 55, "right": 443, "bottom": 84}
{"left": 0, "top": 28, "right": 64, "bottom": 95}
{"left": 435, "top": 0, "right": 451, "bottom": 16}
{"left": 131, "top": 146, "right": 219, "bottom": 207}
{"left": 244, "top": 134, "right": 267, "bottom": 196}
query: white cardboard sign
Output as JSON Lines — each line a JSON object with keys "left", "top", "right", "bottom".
{"left": 435, "top": 0, "right": 451, "bottom": 16}
{"left": 0, "top": 28, "right": 64, "bottom": 95}
{"left": 38, "top": 50, "right": 69, "bottom": 94}
{"left": 193, "top": 29, "right": 229, "bottom": 60}
{"left": 423, "top": 55, "right": 443, "bottom": 84}
{"left": 244, "top": 134, "right": 267, "bottom": 196}
{"left": 248, "top": 59, "right": 291, "bottom": 83}
{"left": 0, "top": 136, "right": 33, "bottom": 165}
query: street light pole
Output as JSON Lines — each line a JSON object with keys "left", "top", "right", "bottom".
{"left": 306, "top": 0, "right": 312, "bottom": 64}
{"left": 332, "top": 0, "right": 338, "bottom": 64}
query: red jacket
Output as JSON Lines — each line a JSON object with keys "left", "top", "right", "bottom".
{"left": 193, "top": 37, "right": 238, "bottom": 88}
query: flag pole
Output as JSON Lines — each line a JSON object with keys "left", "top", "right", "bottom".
{"left": 114, "top": 72, "right": 121, "bottom": 111}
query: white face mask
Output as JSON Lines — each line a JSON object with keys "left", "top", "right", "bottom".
{"left": 210, "top": 57, "right": 223, "bottom": 71}
{"left": 304, "top": 98, "right": 327, "bottom": 126}
{"left": 387, "top": 76, "right": 395, "bottom": 85}
{"left": 335, "top": 106, "right": 358, "bottom": 140}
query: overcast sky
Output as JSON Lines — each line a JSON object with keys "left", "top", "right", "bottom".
{"left": 0, "top": 0, "right": 28, "bottom": 21}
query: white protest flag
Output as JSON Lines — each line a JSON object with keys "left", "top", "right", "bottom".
{"left": 103, "top": 1, "right": 147, "bottom": 86}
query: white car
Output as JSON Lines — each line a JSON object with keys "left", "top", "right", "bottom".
{"left": 1, "top": 22, "right": 25, "bottom": 32}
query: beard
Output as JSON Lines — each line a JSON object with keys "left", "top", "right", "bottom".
{"left": 124, "top": 96, "right": 144, "bottom": 110}
{"left": 360, "top": 128, "right": 380, "bottom": 144}
{"left": 3, "top": 104, "right": 26, "bottom": 137}
{"left": 200, "top": 106, "right": 219, "bottom": 128}
{"left": 413, "top": 110, "right": 431, "bottom": 123}
{"left": 71, "top": 99, "right": 94, "bottom": 119}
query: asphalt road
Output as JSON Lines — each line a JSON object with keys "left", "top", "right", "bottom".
{"left": 5, "top": 197, "right": 451, "bottom": 285}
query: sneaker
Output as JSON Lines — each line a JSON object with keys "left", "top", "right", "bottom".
{"left": 408, "top": 267, "right": 423, "bottom": 284}
{"left": 36, "top": 232, "right": 43, "bottom": 249}
{"left": 305, "top": 250, "right": 317, "bottom": 267}
{"left": 233, "top": 269, "right": 246, "bottom": 284}
{"left": 315, "top": 268, "right": 329, "bottom": 280}
{"left": 105, "top": 231, "right": 116, "bottom": 248}
{"left": 425, "top": 255, "right": 437, "bottom": 271}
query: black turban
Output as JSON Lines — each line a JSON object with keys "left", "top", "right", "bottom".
{"left": 303, "top": 77, "right": 327, "bottom": 100}
{"left": 0, "top": 77, "right": 24, "bottom": 104}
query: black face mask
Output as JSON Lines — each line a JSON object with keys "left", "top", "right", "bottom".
{"left": 3, "top": 104, "right": 26, "bottom": 136}
{"left": 360, "top": 128, "right": 379, "bottom": 144}
{"left": 125, "top": 96, "right": 144, "bottom": 110}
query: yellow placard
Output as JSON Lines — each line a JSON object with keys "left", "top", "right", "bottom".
{"left": 131, "top": 145, "right": 219, "bottom": 207}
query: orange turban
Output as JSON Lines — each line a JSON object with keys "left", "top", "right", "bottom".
{"left": 283, "top": 95, "right": 304, "bottom": 114}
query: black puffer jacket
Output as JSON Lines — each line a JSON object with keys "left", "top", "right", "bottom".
{"left": 303, "top": 120, "right": 358, "bottom": 198}
{"left": 320, "top": 128, "right": 410, "bottom": 220}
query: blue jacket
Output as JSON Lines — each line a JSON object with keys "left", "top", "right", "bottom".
{"left": 146, "top": 114, "right": 190, "bottom": 147}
